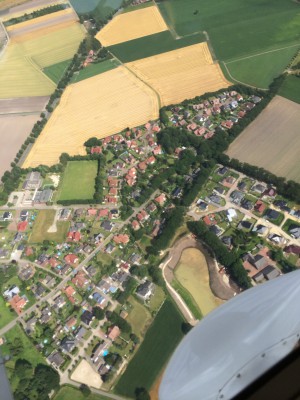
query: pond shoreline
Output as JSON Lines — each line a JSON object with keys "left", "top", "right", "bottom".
{"left": 164, "top": 235, "right": 236, "bottom": 302}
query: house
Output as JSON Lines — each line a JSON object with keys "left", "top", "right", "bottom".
{"left": 131, "top": 220, "right": 140, "bottom": 231}
{"left": 249, "top": 254, "right": 269, "bottom": 270}
{"left": 214, "top": 186, "right": 225, "bottom": 195}
{"left": 289, "top": 225, "right": 300, "bottom": 239}
{"left": 91, "top": 342, "right": 108, "bottom": 363}
{"left": 110, "top": 209, "right": 119, "bottom": 219}
{"left": 238, "top": 181, "right": 247, "bottom": 191}
{"left": 264, "top": 209, "right": 280, "bottom": 221}
{"left": 284, "top": 245, "right": 300, "bottom": 255}
{"left": 155, "top": 193, "right": 166, "bottom": 206}
{"left": 93, "top": 234, "right": 103, "bottom": 245}
{"left": 203, "top": 214, "right": 216, "bottom": 226}
{"left": 72, "top": 271, "right": 89, "bottom": 288}
{"left": 74, "top": 326, "right": 87, "bottom": 341}
{"left": 64, "top": 285, "right": 76, "bottom": 298}
{"left": 197, "top": 201, "right": 208, "bottom": 211}
{"left": 222, "top": 236, "right": 233, "bottom": 248}
{"left": 230, "top": 191, "right": 244, "bottom": 204}
{"left": 59, "top": 208, "right": 71, "bottom": 220}
{"left": 222, "top": 176, "right": 236, "bottom": 187}
{"left": 172, "top": 187, "right": 182, "bottom": 198}
{"left": 65, "top": 316, "right": 77, "bottom": 331}
{"left": 268, "top": 234, "right": 285, "bottom": 245}
{"left": 86, "top": 265, "right": 97, "bottom": 277}
{"left": 108, "top": 325, "right": 121, "bottom": 341}
{"left": 136, "top": 280, "right": 154, "bottom": 301}
{"left": 252, "top": 183, "right": 266, "bottom": 194}
{"left": 92, "top": 292, "right": 106, "bottom": 306}
{"left": 33, "top": 189, "right": 53, "bottom": 204}
{"left": 2, "top": 211, "right": 12, "bottom": 221}
{"left": 22, "top": 171, "right": 42, "bottom": 190}
{"left": 138, "top": 161, "right": 147, "bottom": 171}
{"left": 241, "top": 199, "right": 253, "bottom": 211}
{"left": 263, "top": 187, "right": 276, "bottom": 198}
{"left": 40, "top": 306, "right": 52, "bottom": 324}
{"left": 146, "top": 202, "right": 157, "bottom": 213}
{"left": 105, "top": 243, "right": 115, "bottom": 254}
{"left": 20, "top": 210, "right": 29, "bottom": 221}
{"left": 209, "top": 225, "right": 222, "bottom": 236}
{"left": 238, "top": 220, "right": 253, "bottom": 230}
{"left": 60, "top": 337, "right": 75, "bottom": 353}
{"left": 4, "top": 285, "right": 20, "bottom": 300}
{"left": 64, "top": 254, "right": 79, "bottom": 265}
{"left": 18, "top": 265, "right": 34, "bottom": 281}
{"left": 217, "top": 166, "right": 228, "bottom": 175}
{"left": 254, "top": 200, "right": 266, "bottom": 214}
{"left": 252, "top": 224, "right": 268, "bottom": 235}
{"left": 91, "top": 146, "right": 102, "bottom": 154}
{"left": 9, "top": 294, "right": 28, "bottom": 314}
{"left": 53, "top": 295, "right": 66, "bottom": 309}
{"left": 81, "top": 310, "right": 94, "bottom": 326}
{"left": 98, "top": 209, "right": 109, "bottom": 219}
{"left": 153, "top": 145, "right": 162, "bottom": 155}
{"left": 101, "top": 221, "right": 114, "bottom": 232}
{"left": 113, "top": 234, "right": 130, "bottom": 245}
{"left": 87, "top": 208, "right": 98, "bottom": 217}
{"left": 67, "top": 231, "right": 81, "bottom": 242}
{"left": 48, "top": 352, "right": 65, "bottom": 369}
{"left": 253, "top": 265, "right": 280, "bottom": 283}
{"left": 226, "top": 208, "right": 237, "bottom": 222}
{"left": 137, "top": 209, "right": 149, "bottom": 223}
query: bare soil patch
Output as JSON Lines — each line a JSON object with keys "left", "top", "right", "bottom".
{"left": 226, "top": 96, "right": 300, "bottom": 183}
{"left": 0, "top": 113, "right": 37, "bottom": 177}
{"left": 70, "top": 359, "right": 103, "bottom": 389}
{"left": 0, "top": 96, "right": 48, "bottom": 113}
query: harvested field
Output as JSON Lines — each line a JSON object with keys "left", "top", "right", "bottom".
{"left": 6, "top": 8, "right": 78, "bottom": 38}
{"left": 0, "top": 0, "right": 64, "bottom": 16}
{"left": 174, "top": 248, "right": 222, "bottom": 316}
{"left": 0, "top": 22, "right": 85, "bottom": 97}
{"left": 126, "top": 42, "right": 230, "bottom": 106}
{"left": 71, "top": 360, "right": 102, "bottom": 389}
{"left": 0, "top": 96, "right": 48, "bottom": 113}
{"left": 0, "top": 114, "right": 37, "bottom": 177}
{"left": 96, "top": 5, "right": 168, "bottom": 46}
{"left": 23, "top": 66, "right": 159, "bottom": 167}
{"left": 226, "top": 96, "right": 300, "bottom": 183}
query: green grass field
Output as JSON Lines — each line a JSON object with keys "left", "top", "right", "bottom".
{"left": 54, "top": 386, "right": 110, "bottom": 400}
{"left": 44, "top": 60, "right": 72, "bottom": 84}
{"left": 279, "top": 75, "right": 300, "bottom": 104}
{"left": 71, "top": 59, "right": 120, "bottom": 83}
{"left": 29, "top": 210, "right": 70, "bottom": 243}
{"left": 115, "top": 300, "right": 185, "bottom": 397}
{"left": 108, "top": 30, "right": 204, "bottom": 63}
{"left": 0, "top": 296, "right": 15, "bottom": 329}
{"left": 58, "top": 161, "right": 98, "bottom": 201}
{"left": 70, "top": 0, "right": 122, "bottom": 18}
{"left": 158, "top": 0, "right": 300, "bottom": 60}
{"left": 223, "top": 46, "right": 299, "bottom": 88}
{"left": 126, "top": 296, "right": 152, "bottom": 338}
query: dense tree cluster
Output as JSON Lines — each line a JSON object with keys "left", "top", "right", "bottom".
{"left": 106, "top": 311, "right": 132, "bottom": 334}
{"left": 4, "top": 4, "right": 68, "bottom": 26}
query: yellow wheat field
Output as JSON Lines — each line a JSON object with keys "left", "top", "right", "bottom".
{"left": 23, "top": 66, "right": 159, "bottom": 167}
{"left": 6, "top": 8, "right": 76, "bottom": 33}
{"left": 0, "top": 22, "right": 85, "bottom": 98}
{"left": 126, "top": 42, "right": 230, "bottom": 106}
{"left": 96, "top": 6, "right": 168, "bottom": 46}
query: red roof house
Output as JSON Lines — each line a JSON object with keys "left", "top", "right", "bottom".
{"left": 17, "top": 221, "right": 28, "bottom": 232}
{"left": 64, "top": 254, "right": 79, "bottom": 265}
{"left": 113, "top": 234, "right": 130, "bottom": 245}
{"left": 155, "top": 193, "right": 166, "bottom": 206}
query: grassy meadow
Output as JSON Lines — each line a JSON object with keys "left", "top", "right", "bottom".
{"left": 57, "top": 161, "right": 98, "bottom": 201}
{"left": 71, "top": 59, "right": 120, "bottom": 83}
{"left": 29, "top": 210, "right": 70, "bottom": 243}
{"left": 44, "top": 59, "right": 72, "bottom": 84}
{"left": 279, "top": 75, "right": 300, "bottom": 104}
{"left": 126, "top": 296, "right": 152, "bottom": 339}
{"left": 174, "top": 248, "right": 222, "bottom": 316}
{"left": 108, "top": 30, "right": 204, "bottom": 63}
{"left": 115, "top": 300, "right": 184, "bottom": 397}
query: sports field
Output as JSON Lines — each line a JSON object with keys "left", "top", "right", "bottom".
{"left": 43, "top": 59, "right": 71, "bottom": 84}
{"left": 23, "top": 66, "right": 159, "bottom": 167}
{"left": 126, "top": 42, "right": 229, "bottom": 106}
{"left": 224, "top": 46, "right": 299, "bottom": 89}
{"left": 226, "top": 96, "right": 300, "bottom": 183}
{"left": 175, "top": 248, "right": 222, "bottom": 316}
{"left": 108, "top": 30, "right": 205, "bottom": 63}
{"left": 70, "top": 59, "right": 120, "bottom": 83}
{"left": 29, "top": 209, "right": 70, "bottom": 243}
{"left": 57, "top": 160, "right": 98, "bottom": 201}
{"left": 0, "top": 21, "right": 85, "bottom": 98}
{"left": 279, "top": 75, "right": 300, "bottom": 104}
{"left": 96, "top": 5, "right": 168, "bottom": 46}
{"left": 115, "top": 300, "right": 184, "bottom": 397}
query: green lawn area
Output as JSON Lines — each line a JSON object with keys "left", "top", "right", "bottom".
{"left": 70, "top": 0, "right": 122, "bottom": 18}
{"left": 282, "top": 218, "right": 300, "bottom": 235}
{"left": 158, "top": 0, "right": 300, "bottom": 61}
{"left": 54, "top": 385, "right": 111, "bottom": 400}
{"left": 115, "top": 300, "right": 185, "bottom": 397}
{"left": 0, "top": 295, "right": 15, "bottom": 329}
{"left": 57, "top": 161, "right": 98, "bottom": 201}
{"left": 108, "top": 30, "right": 204, "bottom": 63}
{"left": 43, "top": 60, "right": 71, "bottom": 84}
{"left": 29, "top": 210, "right": 70, "bottom": 243}
{"left": 126, "top": 295, "right": 152, "bottom": 338}
{"left": 148, "top": 285, "right": 166, "bottom": 313}
{"left": 224, "top": 46, "right": 299, "bottom": 88}
{"left": 279, "top": 74, "right": 300, "bottom": 104}
{"left": 71, "top": 59, "right": 120, "bottom": 83}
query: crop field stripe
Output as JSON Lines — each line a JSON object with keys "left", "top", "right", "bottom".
{"left": 115, "top": 299, "right": 185, "bottom": 397}
{"left": 70, "top": 59, "right": 120, "bottom": 83}
{"left": 107, "top": 30, "right": 205, "bottom": 63}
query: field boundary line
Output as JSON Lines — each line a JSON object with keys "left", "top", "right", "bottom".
{"left": 222, "top": 61, "right": 267, "bottom": 91}
{"left": 25, "top": 55, "right": 57, "bottom": 86}
{"left": 225, "top": 43, "right": 300, "bottom": 64}
{"left": 152, "top": 0, "right": 180, "bottom": 39}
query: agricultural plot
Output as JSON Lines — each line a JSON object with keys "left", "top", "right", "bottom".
{"left": 115, "top": 300, "right": 185, "bottom": 397}
{"left": 23, "top": 66, "right": 159, "bottom": 167}
{"left": 96, "top": 6, "right": 168, "bottom": 46}
{"left": 70, "top": 0, "right": 122, "bottom": 18}
{"left": 0, "top": 114, "right": 37, "bottom": 178}
{"left": 279, "top": 75, "right": 300, "bottom": 104}
{"left": 108, "top": 30, "right": 204, "bottom": 63}
{"left": 226, "top": 96, "right": 300, "bottom": 183}
{"left": 126, "top": 42, "right": 229, "bottom": 106}
{"left": 0, "top": 19, "right": 85, "bottom": 98}
{"left": 70, "top": 59, "right": 120, "bottom": 83}
{"left": 43, "top": 59, "right": 71, "bottom": 84}
{"left": 57, "top": 160, "right": 98, "bottom": 201}
{"left": 223, "top": 46, "right": 299, "bottom": 89}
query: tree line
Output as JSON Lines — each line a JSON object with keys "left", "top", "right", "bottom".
{"left": 4, "top": 4, "right": 69, "bottom": 26}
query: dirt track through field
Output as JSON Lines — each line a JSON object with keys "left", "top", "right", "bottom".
{"left": 227, "top": 95, "right": 300, "bottom": 183}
